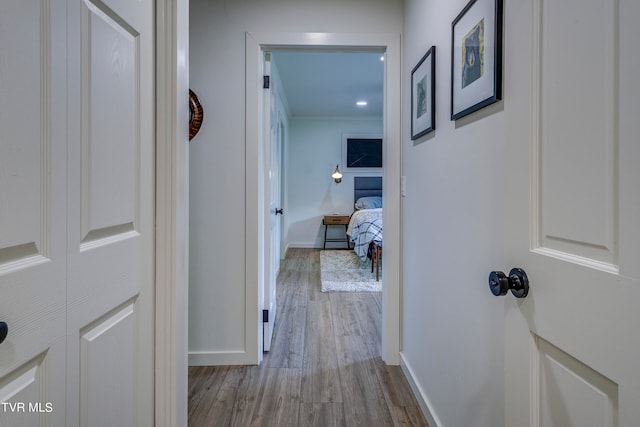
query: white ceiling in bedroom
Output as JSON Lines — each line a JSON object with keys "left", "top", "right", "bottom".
{"left": 271, "top": 50, "right": 384, "bottom": 119}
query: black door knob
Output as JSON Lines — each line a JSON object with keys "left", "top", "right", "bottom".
{"left": 489, "top": 268, "right": 529, "bottom": 298}
{"left": 275, "top": 208, "right": 283, "bottom": 215}
{"left": 0, "top": 322, "right": 7, "bottom": 344}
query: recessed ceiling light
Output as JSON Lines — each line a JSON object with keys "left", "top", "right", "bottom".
{"left": 356, "top": 101, "right": 368, "bottom": 107}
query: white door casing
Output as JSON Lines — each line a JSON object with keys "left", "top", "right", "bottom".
{"left": 0, "top": 0, "right": 155, "bottom": 425}
{"left": 504, "top": 0, "right": 640, "bottom": 426}
{"left": 154, "top": 0, "right": 191, "bottom": 424}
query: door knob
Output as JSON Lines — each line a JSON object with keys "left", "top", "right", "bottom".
{"left": 489, "top": 268, "right": 529, "bottom": 298}
{"left": 275, "top": 208, "right": 283, "bottom": 215}
{"left": 0, "top": 322, "right": 7, "bottom": 344}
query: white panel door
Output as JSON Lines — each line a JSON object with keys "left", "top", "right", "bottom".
{"left": 0, "top": 2, "right": 67, "bottom": 425}
{"left": 1, "top": 0, "right": 154, "bottom": 425}
{"left": 262, "top": 53, "right": 279, "bottom": 353}
{"left": 504, "top": 0, "right": 640, "bottom": 426}
{"left": 265, "top": 102, "right": 282, "bottom": 353}
{"left": 66, "top": 0, "right": 155, "bottom": 425}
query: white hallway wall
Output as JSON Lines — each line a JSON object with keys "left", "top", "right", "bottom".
{"left": 286, "top": 118, "right": 382, "bottom": 249}
{"left": 188, "top": 0, "right": 402, "bottom": 359}
{"left": 401, "top": 1, "right": 506, "bottom": 427}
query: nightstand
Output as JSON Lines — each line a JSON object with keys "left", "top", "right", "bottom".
{"left": 322, "top": 215, "right": 351, "bottom": 249}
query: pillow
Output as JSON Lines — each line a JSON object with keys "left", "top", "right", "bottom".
{"left": 355, "top": 196, "right": 382, "bottom": 210}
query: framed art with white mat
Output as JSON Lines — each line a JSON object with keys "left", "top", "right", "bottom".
{"left": 451, "top": 0, "right": 503, "bottom": 120}
{"left": 411, "top": 46, "right": 436, "bottom": 139}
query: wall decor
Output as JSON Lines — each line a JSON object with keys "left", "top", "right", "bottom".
{"left": 411, "top": 46, "right": 436, "bottom": 139}
{"left": 450, "top": 0, "right": 503, "bottom": 120}
{"left": 341, "top": 133, "right": 383, "bottom": 172}
{"left": 189, "top": 89, "right": 203, "bottom": 140}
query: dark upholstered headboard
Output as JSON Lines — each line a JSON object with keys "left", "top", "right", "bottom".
{"left": 354, "top": 176, "right": 383, "bottom": 204}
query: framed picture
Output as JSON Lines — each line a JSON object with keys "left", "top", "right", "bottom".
{"left": 341, "top": 133, "right": 383, "bottom": 172}
{"left": 451, "top": 0, "right": 503, "bottom": 120}
{"left": 411, "top": 46, "right": 436, "bottom": 139}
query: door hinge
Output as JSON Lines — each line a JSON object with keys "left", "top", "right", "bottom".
{"left": 263, "top": 75, "right": 270, "bottom": 89}
{"left": 263, "top": 309, "right": 269, "bottom": 322}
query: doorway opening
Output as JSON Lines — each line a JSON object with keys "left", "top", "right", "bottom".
{"left": 267, "top": 49, "right": 385, "bottom": 350}
{"left": 245, "top": 32, "right": 402, "bottom": 365}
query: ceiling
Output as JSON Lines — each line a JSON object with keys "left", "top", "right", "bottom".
{"left": 271, "top": 50, "right": 384, "bottom": 118}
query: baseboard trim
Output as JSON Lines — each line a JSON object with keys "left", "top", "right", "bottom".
{"left": 188, "top": 351, "right": 256, "bottom": 366}
{"left": 287, "top": 242, "right": 320, "bottom": 249}
{"left": 400, "top": 352, "right": 443, "bottom": 427}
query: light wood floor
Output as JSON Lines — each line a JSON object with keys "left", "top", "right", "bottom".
{"left": 188, "top": 248, "right": 428, "bottom": 427}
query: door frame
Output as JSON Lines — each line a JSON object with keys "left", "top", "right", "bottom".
{"left": 155, "top": 0, "right": 190, "bottom": 425}
{"left": 245, "top": 32, "right": 402, "bottom": 364}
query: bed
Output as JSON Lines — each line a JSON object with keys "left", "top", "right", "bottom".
{"left": 347, "top": 177, "right": 383, "bottom": 259}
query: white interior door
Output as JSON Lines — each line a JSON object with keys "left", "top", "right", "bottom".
{"left": 268, "top": 110, "right": 282, "bottom": 325}
{"left": 0, "top": 0, "right": 154, "bottom": 425}
{"left": 262, "top": 53, "right": 280, "bottom": 353}
{"left": 0, "top": 2, "right": 67, "bottom": 425}
{"left": 66, "top": 0, "right": 155, "bottom": 425}
{"left": 504, "top": 0, "right": 640, "bottom": 426}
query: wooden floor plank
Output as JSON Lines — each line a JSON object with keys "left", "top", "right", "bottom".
{"left": 249, "top": 367, "right": 301, "bottom": 427}
{"left": 329, "top": 292, "right": 365, "bottom": 337}
{"left": 188, "top": 366, "right": 216, "bottom": 407}
{"left": 188, "top": 248, "right": 429, "bottom": 427}
{"left": 299, "top": 402, "right": 347, "bottom": 427}
{"left": 266, "top": 256, "right": 309, "bottom": 369}
{"left": 301, "top": 290, "right": 343, "bottom": 403}
{"left": 188, "top": 366, "right": 244, "bottom": 427}
{"left": 227, "top": 366, "right": 264, "bottom": 427}
{"left": 374, "top": 360, "right": 423, "bottom": 408}
{"left": 393, "top": 406, "right": 430, "bottom": 427}
{"left": 335, "top": 334, "right": 396, "bottom": 426}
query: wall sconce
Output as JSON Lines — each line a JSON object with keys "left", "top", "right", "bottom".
{"left": 331, "top": 164, "right": 342, "bottom": 183}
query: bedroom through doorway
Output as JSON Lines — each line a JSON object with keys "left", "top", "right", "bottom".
{"left": 246, "top": 31, "right": 402, "bottom": 365}
{"left": 267, "top": 49, "right": 385, "bottom": 351}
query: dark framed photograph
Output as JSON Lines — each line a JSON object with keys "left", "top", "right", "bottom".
{"left": 450, "top": 0, "right": 503, "bottom": 120}
{"left": 341, "top": 133, "right": 383, "bottom": 172}
{"left": 411, "top": 46, "right": 436, "bottom": 139}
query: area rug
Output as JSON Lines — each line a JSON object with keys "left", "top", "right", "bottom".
{"left": 320, "top": 250, "right": 381, "bottom": 292}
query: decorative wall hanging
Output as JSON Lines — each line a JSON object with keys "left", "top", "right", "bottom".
{"left": 411, "top": 46, "right": 436, "bottom": 139}
{"left": 189, "top": 89, "right": 203, "bottom": 140}
{"left": 451, "top": 0, "right": 503, "bottom": 120}
{"left": 341, "top": 133, "right": 383, "bottom": 172}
